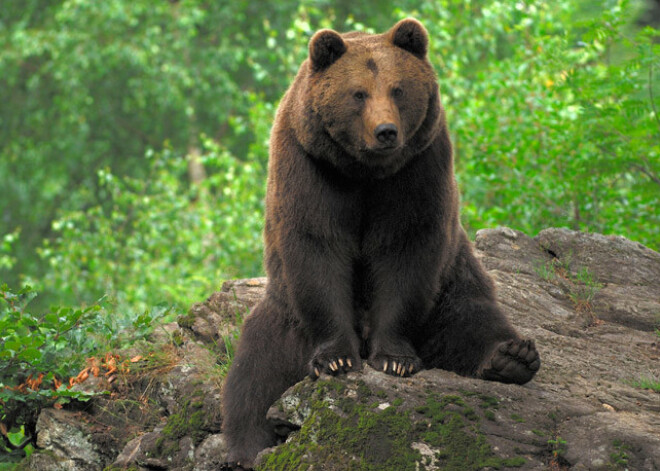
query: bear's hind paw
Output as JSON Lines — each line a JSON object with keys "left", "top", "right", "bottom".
{"left": 481, "top": 339, "right": 540, "bottom": 385}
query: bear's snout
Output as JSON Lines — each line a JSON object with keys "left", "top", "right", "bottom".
{"left": 374, "top": 123, "right": 398, "bottom": 145}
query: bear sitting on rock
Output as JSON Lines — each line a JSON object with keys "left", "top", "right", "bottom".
{"left": 221, "top": 18, "right": 540, "bottom": 470}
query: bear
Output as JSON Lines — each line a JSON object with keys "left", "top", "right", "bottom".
{"left": 221, "top": 18, "right": 540, "bottom": 470}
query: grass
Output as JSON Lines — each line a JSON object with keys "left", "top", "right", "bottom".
{"left": 629, "top": 376, "right": 660, "bottom": 392}
{"left": 534, "top": 253, "right": 603, "bottom": 325}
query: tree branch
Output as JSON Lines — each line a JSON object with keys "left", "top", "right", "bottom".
{"left": 632, "top": 164, "right": 660, "bottom": 187}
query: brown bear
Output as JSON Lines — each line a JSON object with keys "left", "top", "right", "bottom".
{"left": 221, "top": 18, "right": 540, "bottom": 470}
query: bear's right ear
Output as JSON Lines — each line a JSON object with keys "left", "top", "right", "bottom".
{"left": 309, "top": 29, "right": 347, "bottom": 71}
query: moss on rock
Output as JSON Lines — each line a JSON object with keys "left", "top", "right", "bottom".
{"left": 259, "top": 379, "right": 526, "bottom": 470}
{"left": 415, "top": 393, "right": 525, "bottom": 470}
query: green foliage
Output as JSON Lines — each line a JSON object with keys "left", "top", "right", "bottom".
{"left": 415, "top": 0, "right": 660, "bottom": 247}
{"left": 37, "top": 140, "right": 264, "bottom": 311}
{"left": 0, "top": 1, "right": 288, "bottom": 279}
{"left": 0, "top": 284, "right": 165, "bottom": 456}
{"left": 548, "top": 435, "right": 568, "bottom": 459}
{"left": 0, "top": 232, "right": 18, "bottom": 272}
{"left": 0, "top": 284, "right": 93, "bottom": 454}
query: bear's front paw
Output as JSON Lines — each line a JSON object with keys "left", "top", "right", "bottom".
{"left": 481, "top": 339, "right": 540, "bottom": 385}
{"left": 310, "top": 350, "right": 361, "bottom": 379}
{"left": 368, "top": 354, "right": 422, "bottom": 377}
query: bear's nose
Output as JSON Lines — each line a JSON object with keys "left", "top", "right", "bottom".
{"left": 374, "top": 123, "right": 398, "bottom": 145}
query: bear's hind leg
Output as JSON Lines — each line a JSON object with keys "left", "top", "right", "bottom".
{"left": 420, "top": 242, "right": 540, "bottom": 385}
{"left": 222, "top": 299, "right": 310, "bottom": 470}
{"left": 420, "top": 297, "right": 540, "bottom": 385}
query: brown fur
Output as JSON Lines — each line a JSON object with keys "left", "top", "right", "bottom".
{"left": 221, "top": 19, "right": 539, "bottom": 470}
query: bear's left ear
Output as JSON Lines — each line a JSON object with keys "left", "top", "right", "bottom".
{"left": 388, "top": 18, "right": 428, "bottom": 59}
{"left": 309, "top": 29, "right": 347, "bottom": 71}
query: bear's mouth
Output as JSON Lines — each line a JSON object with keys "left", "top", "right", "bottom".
{"left": 365, "top": 144, "right": 400, "bottom": 156}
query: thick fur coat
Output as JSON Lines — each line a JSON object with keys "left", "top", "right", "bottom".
{"left": 221, "top": 19, "right": 540, "bottom": 470}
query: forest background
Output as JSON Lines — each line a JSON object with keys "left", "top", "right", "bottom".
{"left": 0, "top": 0, "right": 659, "bottom": 459}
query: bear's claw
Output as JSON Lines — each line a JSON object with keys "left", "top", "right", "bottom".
{"left": 481, "top": 339, "right": 540, "bottom": 385}
{"left": 369, "top": 354, "right": 422, "bottom": 377}
{"left": 310, "top": 355, "right": 358, "bottom": 379}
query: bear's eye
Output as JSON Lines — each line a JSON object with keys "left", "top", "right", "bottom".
{"left": 392, "top": 87, "right": 404, "bottom": 98}
{"left": 353, "top": 91, "right": 367, "bottom": 101}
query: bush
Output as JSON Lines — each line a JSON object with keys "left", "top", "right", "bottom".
{"left": 418, "top": 0, "right": 660, "bottom": 247}
{"left": 38, "top": 140, "right": 266, "bottom": 311}
{"left": 0, "top": 284, "right": 167, "bottom": 457}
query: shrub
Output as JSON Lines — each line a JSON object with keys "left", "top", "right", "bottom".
{"left": 0, "top": 284, "right": 166, "bottom": 457}
{"left": 38, "top": 140, "right": 265, "bottom": 311}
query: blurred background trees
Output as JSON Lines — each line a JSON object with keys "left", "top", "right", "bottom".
{"left": 1, "top": 0, "right": 659, "bottom": 312}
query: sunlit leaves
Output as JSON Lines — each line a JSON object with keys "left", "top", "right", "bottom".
{"left": 38, "top": 141, "right": 265, "bottom": 311}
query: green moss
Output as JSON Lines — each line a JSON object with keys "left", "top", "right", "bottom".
{"left": 259, "top": 386, "right": 526, "bottom": 471}
{"left": 356, "top": 380, "right": 372, "bottom": 401}
{"left": 484, "top": 410, "right": 496, "bottom": 421}
{"left": 155, "top": 391, "right": 209, "bottom": 454}
{"left": 531, "top": 429, "right": 545, "bottom": 437}
{"left": 177, "top": 310, "right": 196, "bottom": 329}
{"left": 479, "top": 395, "right": 500, "bottom": 409}
{"left": 488, "top": 456, "right": 527, "bottom": 467}
{"left": 171, "top": 329, "right": 185, "bottom": 346}
{"left": 609, "top": 440, "right": 630, "bottom": 470}
{"left": 258, "top": 379, "right": 422, "bottom": 470}
{"left": 461, "top": 407, "right": 479, "bottom": 421}
{"left": 510, "top": 413, "right": 525, "bottom": 423}
{"left": 462, "top": 391, "right": 500, "bottom": 410}
{"left": 414, "top": 393, "right": 525, "bottom": 470}
{"left": 316, "top": 379, "right": 346, "bottom": 395}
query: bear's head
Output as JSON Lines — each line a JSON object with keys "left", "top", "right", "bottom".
{"left": 291, "top": 18, "right": 444, "bottom": 178}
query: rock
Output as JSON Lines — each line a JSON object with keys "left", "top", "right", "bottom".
{"left": 261, "top": 368, "right": 551, "bottom": 470}
{"left": 193, "top": 434, "right": 229, "bottom": 471}
{"left": 181, "top": 278, "right": 266, "bottom": 345}
{"left": 23, "top": 228, "right": 660, "bottom": 470}
{"left": 23, "top": 408, "right": 112, "bottom": 470}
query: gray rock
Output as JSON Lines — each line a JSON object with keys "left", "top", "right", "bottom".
{"left": 193, "top": 434, "right": 228, "bottom": 471}
{"left": 24, "top": 228, "right": 660, "bottom": 470}
{"left": 24, "top": 408, "right": 109, "bottom": 470}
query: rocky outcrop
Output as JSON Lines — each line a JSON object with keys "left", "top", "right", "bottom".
{"left": 21, "top": 228, "right": 660, "bottom": 470}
